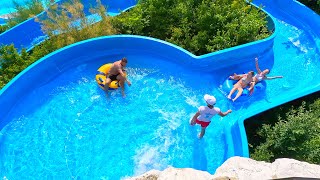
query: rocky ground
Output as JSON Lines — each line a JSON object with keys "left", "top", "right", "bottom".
{"left": 128, "top": 156, "right": 320, "bottom": 180}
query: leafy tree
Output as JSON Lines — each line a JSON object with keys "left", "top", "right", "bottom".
{"left": 0, "top": 26, "right": 7, "bottom": 34}
{"left": 0, "top": 45, "right": 32, "bottom": 87}
{"left": 112, "top": 0, "right": 270, "bottom": 55}
{"left": 250, "top": 100, "right": 320, "bottom": 164}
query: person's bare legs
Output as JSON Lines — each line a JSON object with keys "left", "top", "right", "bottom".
{"left": 227, "top": 86, "right": 238, "bottom": 99}
{"left": 104, "top": 78, "right": 111, "bottom": 97}
{"left": 190, "top": 119, "right": 196, "bottom": 125}
{"left": 232, "top": 87, "right": 243, "bottom": 102}
{"left": 198, "top": 127, "right": 206, "bottom": 139}
{"left": 117, "top": 75, "right": 126, "bottom": 97}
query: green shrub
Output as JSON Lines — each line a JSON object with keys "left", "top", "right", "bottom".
{"left": 112, "top": 0, "right": 270, "bottom": 55}
{"left": 250, "top": 100, "right": 320, "bottom": 164}
{"left": 0, "top": 45, "right": 31, "bottom": 87}
{"left": 0, "top": 25, "right": 8, "bottom": 34}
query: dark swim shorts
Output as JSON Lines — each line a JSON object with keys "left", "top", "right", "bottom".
{"left": 108, "top": 74, "right": 119, "bottom": 81}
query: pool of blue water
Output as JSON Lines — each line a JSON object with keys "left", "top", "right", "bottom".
{"left": 265, "top": 19, "right": 320, "bottom": 100}
{"left": 236, "top": 19, "right": 320, "bottom": 121}
{"left": 0, "top": 55, "right": 228, "bottom": 178}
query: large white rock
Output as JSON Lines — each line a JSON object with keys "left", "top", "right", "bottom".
{"left": 128, "top": 157, "right": 320, "bottom": 180}
{"left": 128, "top": 167, "right": 213, "bottom": 180}
{"left": 127, "top": 169, "right": 160, "bottom": 180}
{"left": 213, "top": 156, "right": 273, "bottom": 179}
{"left": 213, "top": 156, "right": 320, "bottom": 180}
{"left": 272, "top": 158, "right": 320, "bottom": 178}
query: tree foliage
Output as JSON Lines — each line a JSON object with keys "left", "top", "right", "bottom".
{"left": 0, "top": 0, "right": 46, "bottom": 34}
{"left": 250, "top": 100, "right": 320, "bottom": 164}
{"left": 36, "top": 0, "right": 117, "bottom": 47}
{"left": 112, "top": 0, "right": 270, "bottom": 55}
{"left": 0, "top": 45, "right": 32, "bottom": 87}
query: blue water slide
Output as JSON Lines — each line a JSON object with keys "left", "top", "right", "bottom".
{"left": 0, "top": 0, "right": 137, "bottom": 51}
{"left": 0, "top": 0, "right": 319, "bottom": 172}
{"left": 225, "top": 0, "right": 320, "bottom": 158}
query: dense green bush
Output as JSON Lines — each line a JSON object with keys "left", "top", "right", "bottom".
{"left": 111, "top": 0, "right": 270, "bottom": 55}
{"left": 249, "top": 98, "right": 320, "bottom": 164}
{"left": 0, "top": 26, "right": 8, "bottom": 34}
{"left": 0, "top": 45, "right": 33, "bottom": 87}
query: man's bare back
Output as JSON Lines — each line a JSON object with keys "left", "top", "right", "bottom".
{"left": 108, "top": 60, "right": 123, "bottom": 75}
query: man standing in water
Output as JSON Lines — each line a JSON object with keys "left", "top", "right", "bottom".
{"left": 190, "top": 94, "right": 232, "bottom": 138}
{"left": 105, "top": 57, "right": 132, "bottom": 97}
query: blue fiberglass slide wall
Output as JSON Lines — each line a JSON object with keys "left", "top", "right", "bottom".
{"left": 0, "top": 14, "right": 46, "bottom": 51}
{"left": 0, "top": 0, "right": 137, "bottom": 51}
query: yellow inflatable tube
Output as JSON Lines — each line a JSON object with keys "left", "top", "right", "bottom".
{"left": 95, "top": 63, "right": 125, "bottom": 90}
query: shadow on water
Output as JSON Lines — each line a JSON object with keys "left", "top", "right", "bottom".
{"left": 282, "top": 40, "right": 307, "bottom": 56}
